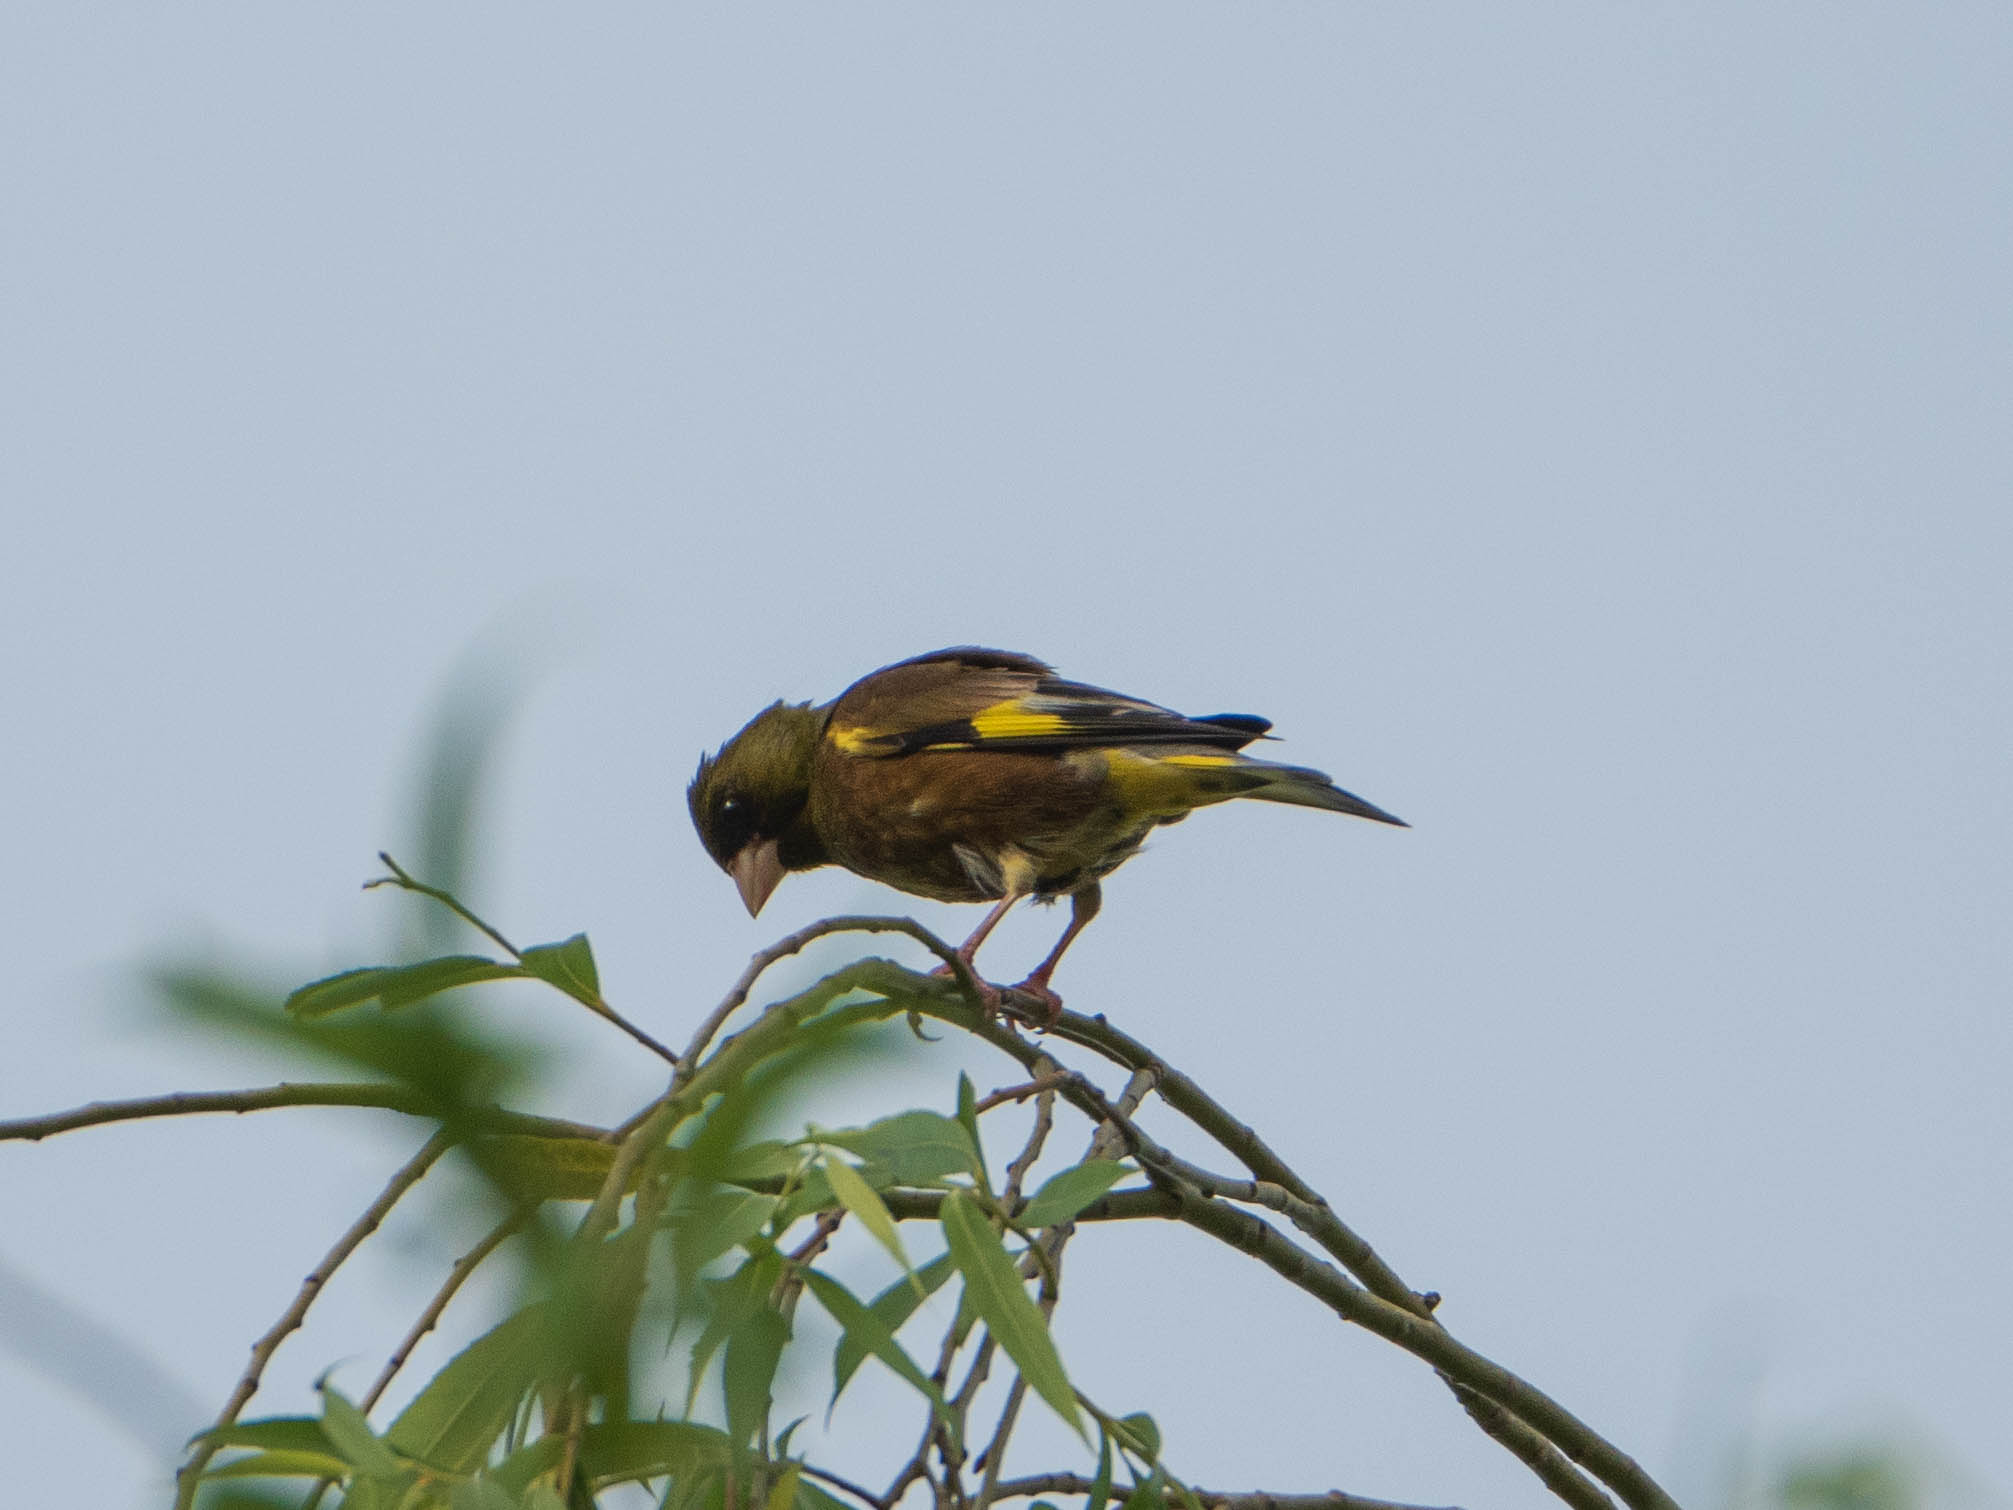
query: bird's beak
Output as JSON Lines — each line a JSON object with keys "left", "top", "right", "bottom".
{"left": 727, "top": 838, "right": 786, "bottom": 917}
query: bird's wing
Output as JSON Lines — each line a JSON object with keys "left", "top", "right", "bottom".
{"left": 826, "top": 647, "right": 1272, "bottom": 758}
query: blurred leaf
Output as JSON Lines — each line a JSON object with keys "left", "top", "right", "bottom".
{"left": 1113, "top": 1410, "right": 1162, "bottom": 1461}
{"left": 192, "top": 1418, "right": 335, "bottom": 1454}
{"left": 451, "top": 1478, "right": 525, "bottom": 1510}
{"left": 201, "top": 1449, "right": 351, "bottom": 1480}
{"left": 1119, "top": 1475, "right": 1166, "bottom": 1510}
{"left": 774, "top": 1167, "right": 838, "bottom": 1228}
{"left": 801, "top": 1268, "right": 954, "bottom": 1438}
{"left": 723, "top": 1141, "right": 800, "bottom": 1182}
{"left": 1019, "top": 1160, "right": 1130, "bottom": 1229}
{"left": 723, "top": 1305, "right": 790, "bottom": 1450}
{"left": 822, "top": 1155, "right": 918, "bottom": 1285}
{"left": 1780, "top": 1450, "right": 1918, "bottom": 1510}
{"left": 519, "top": 935, "right": 600, "bottom": 1005}
{"left": 685, "top": 1254, "right": 782, "bottom": 1415}
{"left": 939, "top": 1191, "right": 1082, "bottom": 1438}
{"left": 319, "top": 1388, "right": 405, "bottom": 1481}
{"left": 669, "top": 1185, "right": 782, "bottom": 1307}
{"left": 388, "top": 1305, "right": 550, "bottom": 1473}
{"left": 813, "top": 1110, "right": 983, "bottom": 1186}
{"left": 1088, "top": 1425, "right": 1114, "bottom": 1510}
{"left": 521, "top": 1489, "right": 569, "bottom": 1510}
{"left": 794, "top": 1480, "right": 854, "bottom": 1510}
{"left": 764, "top": 1463, "right": 803, "bottom": 1510}
{"left": 476, "top": 1135, "right": 617, "bottom": 1202}
{"left": 288, "top": 956, "right": 523, "bottom": 1018}
{"left": 832, "top": 1251, "right": 957, "bottom": 1396}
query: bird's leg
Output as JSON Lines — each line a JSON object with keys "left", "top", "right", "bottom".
{"left": 1007, "top": 882, "right": 1102, "bottom": 1027}
{"left": 930, "top": 888, "right": 1023, "bottom": 1013}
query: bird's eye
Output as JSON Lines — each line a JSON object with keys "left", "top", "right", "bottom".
{"left": 720, "top": 795, "right": 742, "bottom": 816}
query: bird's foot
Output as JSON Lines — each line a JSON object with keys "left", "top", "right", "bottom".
{"left": 930, "top": 959, "right": 1006, "bottom": 1015}
{"left": 1001, "top": 975, "right": 1065, "bottom": 1030}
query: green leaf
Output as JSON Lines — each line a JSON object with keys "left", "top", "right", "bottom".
{"left": 822, "top": 1154, "right": 918, "bottom": 1285}
{"left": 832, "top": 1251, "right": 957, "bottom": 1396}
{"left": 669, "top": 1186, "right": 783, "bottom": 1302}
{"left": 723, "top": 1140, "right": 801, "bottom": 1181}
{"left": 801, "top": 1268, "right": 953, "bottom": 1434}
{"left": 287, "top": 955, "right": 522, "bottom": 1016}
{"left": 1088, "top": 1425, "right": 1114, "bottom": 1510}
{"left": 190, "top": 1417, "right": 335, "bottom": 1455}
{"left": 764, "top": 1463, "right": 803, "bottom": 1510}
{"left": 685, "top": 1254, "right": 782, "bottom": 1415}
{"left": 518, "top": 934, "right": 600, "bottom": 1004}
{"left": 387, "top": 1304, "right": 550, "bottom": 1473}
{"left": 773, "top": 1165, "right": 837, "bottom": 1227}
{"left": 474, "top": 1133, "right": 618, "bottom": 1201}
{"left": 814, "top": 1110, "right": 984, "bottom": 1185}
{"left": 201, "top": 1448, "right": 352, "bottom": 1480}
{"left": 319, "top": 1388, "right": 404, "bottom": 1481}
{"left": 523, "top": 1488, "right": 570, "bottom": 1510}
{"left": 1113, "top": 1410, "right": 1162, "bottom": 1460}
{"left": 938, "top": 1191, "right": 1082, "bottom": 1437}
{"left": 1119, "top": 1476, "right": 1166, "bottom": 1510}
{"left": 955, "top": 1073, "right": 987, "bottom": 1194}
{"left": 574, "top": 1421, "right": 733, "bottom": 1484}
{"left": 452, "top": 1478, "right": 525, "bottom": 1510}
{"left": 723, "top": 1304, "right": 790, "bottom": 1449}
{"left": 1019, "top": 1160, "right": 1130, "bottom": 1228}
{"left": 283, "top": 967, "right": 400, "bottom": 1018}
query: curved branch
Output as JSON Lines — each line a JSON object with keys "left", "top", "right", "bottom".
{"left": 0, "top": 1084, "right": 608, "bottom": 1145}
{"left": 988, "top": 1474, "right": 1464, "bottom": 1510}
{"left": 174, "top": 1128, "right": 457, "bottom": 1510}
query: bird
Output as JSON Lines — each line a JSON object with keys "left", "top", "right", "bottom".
{"left": 688, "top": 647, "right": 1405, "bottom": 1019}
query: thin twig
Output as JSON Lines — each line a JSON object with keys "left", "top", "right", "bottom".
{"left": 0, "top": 1084, "right": 607, "bottom": 1144}
{"left": 677, "top": 916, "right": 988, "bottom": 1090}
{"left": 370, "top": 851, "right": 519, "bottom": 957}
{"left": 174, "top": 1129, "right": 456, "bottom": 1509}
{"left": 987, "top": 1474, "right": 1466, "bottom": 1510}
{"left": 371, "top": 851, "right": 683, "bottom": 1066}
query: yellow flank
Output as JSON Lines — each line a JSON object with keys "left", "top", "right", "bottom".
{"left": 1100, "top": 748, "right": 1246, "bottom": 815}
{"left": 968, "top": 701, "right": 1070, "bottom": 741}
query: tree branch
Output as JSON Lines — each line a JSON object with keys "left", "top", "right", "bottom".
{"left": 0, "top": 1083, "right": 608, "bottom": 1145}
{"left": 173, "top": 1128, "right": 456, "bottom": 1510}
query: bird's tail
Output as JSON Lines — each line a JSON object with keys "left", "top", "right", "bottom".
{"left": 1235, "top": 759, "right": 1408, "bottom": 826}
{"left": 1105, "top": 749, "right": 1407, "bottom": 827}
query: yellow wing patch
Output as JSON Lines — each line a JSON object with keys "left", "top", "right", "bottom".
{"left": 967, "top": 701, "right": 1070, "bottom": 742}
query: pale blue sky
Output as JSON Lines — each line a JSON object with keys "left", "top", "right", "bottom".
{"left": 3, "top": 7, "right": 2009, "bottom": 1507}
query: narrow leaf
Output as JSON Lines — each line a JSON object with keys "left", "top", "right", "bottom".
{"left": 955, "top": 1073, "right": 987, "bottom": 1194}
{"left": 765, "top": 1463, "right": 803, "bottom": 1510}
{"left": 723, "top": 1305, "right": 790, "bottom": 1449}
{"left": 814, "top": 1110, "right": 983, "bottom": 1185}
{"left": 190, "top": 1417, "right": 334, "bottom": 1454}
{"left": 574, "top": 1421, "right": 733, "bottom": 1484}
{"left": 289, "top": 955, "right": 523, "bottom": 1015}
{"left": 822, "top": 1154, "right": 917, "bottom": 1286}
{"left": 388, "top": 1304, "right": 549, "bottom": 1472}
{"left": 801, "top": 1268, "right": 952, "bottom": 1431}
{"left": 452, "top": 1478, "right": 526, "bottom": 1510}
{"left": 1018, "top": 1160, "right": 1130, "bottom": 1228}
{"left": 1114, "top": 1410, "right": 1162, "bottom": 1460}
{"left": 938, "top": 1191, "right": 1082, "bottom": 1437}
{"left": 1088, "top": 1425, "right": 1114, "bottom": 1510}
{"left": 475, "top": 1134, "right": 618, "bottom": 1201}
{"left": 320, "top": 1388, "right": 404, "bottom": 1480}
{"left": 201, "top": 1448, "right": 352, "bottom": 1480}
{"left": 832, "top": 1251, "right": 957, "bottom": 1396}
{"left": 518, "top": 934, "right": 600, "bottom": 1003}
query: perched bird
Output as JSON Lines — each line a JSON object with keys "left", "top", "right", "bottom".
{"left": 688, "top": 648, "right": 1404, "bottom": 1017}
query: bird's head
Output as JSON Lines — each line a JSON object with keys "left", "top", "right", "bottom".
{"left": 688, "top": 701, "right": 828, "bottom": 917}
